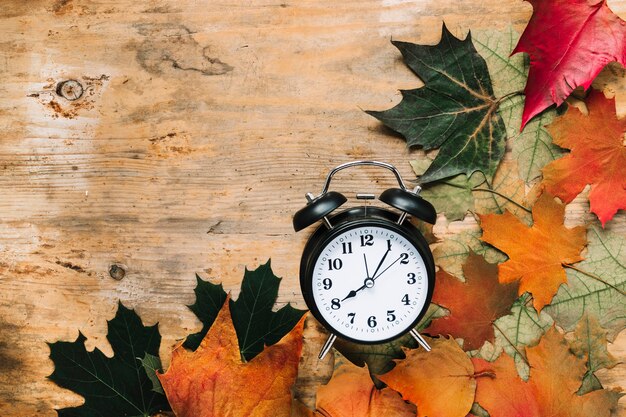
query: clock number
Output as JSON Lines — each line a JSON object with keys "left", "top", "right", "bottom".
{"left": 331, "top": 298, "right": 341, "bottom": 310}
{"left": 401, "top": 294, "right": 410, "bottom": 306}
{"left": 322, "top": 278, "right": 332, "bottom": 290}
{"left": 360, "top": 234, "right": 374, "bottom": 247}
{"left": 328, "top": 258, "right": 343, "bottom": 271}
{"left": 407, "top": 272, "right": 416, "bottom": 284}
{"left": 341, "top": 242, "right": 353, "bottom": 254}
{"left": 386, "top": 310, "right": 396, "bottom": 322}
{"left": 399, "top": 253, "right": 409, "bottom": 264}
{"left": 367, "top": 316, "right": 377, "bottom": 328}
{"left": 347, "top": 312, "right": 355, "bottom": 324}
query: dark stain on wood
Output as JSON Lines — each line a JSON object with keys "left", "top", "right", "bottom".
{"left": 134, "top": 23, "right": 233, "bottom": 77}
{"left": 0, "top": 322, "right": 24, "bottom": 374}
{"left": 52, "top": 0, "right": 73, "bottom": 15}
{"left": 54, "top": 261, "right": 86, "bottom": 274}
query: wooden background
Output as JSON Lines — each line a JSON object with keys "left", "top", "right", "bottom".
{"left": 0, "top": 0, "right": 624, "bottom": 414}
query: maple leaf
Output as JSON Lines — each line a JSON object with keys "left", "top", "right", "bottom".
{"left": 432, "top": 225, "right": 506, "bottom": 281}
{"left": 424, "top": 252, "right": 519, "bottom": 350}
{"left": 158, "top": 295, "right": 305, "bottom": 417}
{"left": 545, "top": 225, "right": 626, "bottom": 340}
{"left": 183, "top": 274, "right": 227, "bottom": 350}
{"left": 542, "top": 89, "right": 626, "bottom": 226}
{"left": 471, "top": 293, "right": 553, "bottom": 380}
{"left": 48, "top": 302, "right": 170, "bottom": 416}
{"left": 472, "top": 328, "right": 622, "bottom": 417}
{"left": 571, "top": 314, "right": 619, "bottom": 394}
{"left": 480, "top": 192, "right": 587, "bottom": 311}
{"left": 410, "top": 158, "right": 480, "bottom": 221}
{"left": 367, "top": 23, "right": 507, "bottom": 183}
{"left": 230, "top": 261, "right": 306, "bottom": 361}
{"left": 513, "top": 0, "right": 626, "bottom": 127}
{"left": 184, "top": 260, "right": 306, "bottom": 360}
{"left": 313, "top": 363, "right": 415, "bottom": 417}
{"left": 378, "top": 336, "right": 475, "bottom": 417}
{"left": 473, "top": 27, "right": 563, "bottom": 182}
{"left": 411, "top": 159, "right": 527, "bottom": 222}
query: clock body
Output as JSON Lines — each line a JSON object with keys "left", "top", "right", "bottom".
{"left": 300, "top": 206, "right": 435, "bottom": 344}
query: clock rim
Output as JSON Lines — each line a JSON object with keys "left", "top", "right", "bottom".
{"left": 299, "top": 206, "right": 435, "bottom": 345}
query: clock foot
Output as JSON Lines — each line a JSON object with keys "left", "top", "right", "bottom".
{"left": 318, "top": 333, "right": 337, "bottom": 360}
{"left": 410, "top": 329, "right": 431, "bottom": 352}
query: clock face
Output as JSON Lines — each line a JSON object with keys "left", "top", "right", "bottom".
{"left": 310, "top": 224, "right": 430, "bottom": 343}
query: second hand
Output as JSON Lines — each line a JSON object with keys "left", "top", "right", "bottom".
{"left": 372, "top": 254, "right": 403, "bottom": 281}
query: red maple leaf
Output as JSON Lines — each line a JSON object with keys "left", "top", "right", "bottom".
{"left": 513, "top": 0, "right": 626, "bottom": 128}
{"left": 423, "top": 252, "right": 519, "bottom": 350}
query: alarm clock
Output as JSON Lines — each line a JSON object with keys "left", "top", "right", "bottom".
{"left": 293, "top": 161, "right": 436, "bottom": 359}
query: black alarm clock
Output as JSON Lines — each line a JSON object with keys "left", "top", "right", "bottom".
{"left": 293, "top": 161, "right": 436, "bottom": 359}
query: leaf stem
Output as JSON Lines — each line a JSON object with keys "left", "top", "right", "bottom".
{"left": 492, "top": 321, "right": 530, "bottom": 366}
{"left": 562, "top": 263, "right": 626, "bottom": 296}
{"left": 471, "top": 187, "right": 532, "bottom": 213}
{"left": 496, "top": 90, "right": 524, "bottom": 105}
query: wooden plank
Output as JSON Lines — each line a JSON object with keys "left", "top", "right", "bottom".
{"left": 0, "top": 0, "right": 624, "bottom": 414}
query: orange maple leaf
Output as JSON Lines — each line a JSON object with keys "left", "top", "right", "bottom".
{"left": 378, "top": 336, "right": 475, "bottom": 417}
{"left": 472, "top": 328, "right": 622, "bottom": 417}
{"left": 424, "top": 252, "right": 518, "bottom": 350}
{"left": 158, "top": 295, "right": 305, "bottom": 417}
{"left": 314, "top": 363, "right": 415, "bottom": 417}
{"left": 480, "top": 193, "right": 586, "bottom": 312}
{"left": 542, "top": 89, "right": 626, "bottom": 226}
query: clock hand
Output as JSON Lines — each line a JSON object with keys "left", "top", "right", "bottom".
{"left": 341, "top": 277, "right": 376, "bottom": 301}
{"left": 341, "top": 254, "right": 374, "bottom": 301}
{"left": 370, "top": 240, "right": 392, "bottom": 279}
{"left": 372, "top": 254, "right": 403, "bottom": 281}
{"left": 341, "top": 286, "right": 364, "bottom": 301}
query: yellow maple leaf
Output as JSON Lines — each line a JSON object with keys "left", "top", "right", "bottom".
{"left": 314, "top": 363, "right": 415, "bottom": 417}
{"left": 378, "top": 336, "right": 475, "bottom": 417}
{"left": 479, "top": 192, "right": 586, "bottom": 311}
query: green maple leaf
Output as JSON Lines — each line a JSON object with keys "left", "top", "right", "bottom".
{"left": 230, "top": 260, "right": 307, "bottom": 361}
{"left": 183, "top": 275, "right": 227, "bottom": 350}
{"left": 367, "top": 23, "right": 507, "bottom": 183}
{"left": 432, "top": 226, "right": 505, "bottom": 281}
{"left": 545, "top": 226, "right": 626, "bottom": 341}
{"left": 184, "top": 260, "right": 307, "bottom": 361}
{"left": 470, "top": 293, "right": 553, "bottom": 380}
{"left": 140, "top": 353, "right": 165, "bottom": 395}
{"left": 571, "top": 314, "right": 618, "bottom": 395}
{"left": 410, "top": 158, "right": 528, "bottom": 222}
{"left": 48, "top": 303, "right": 170, "bottom": 417}
{"left": 410, "top": 159, "right": 478, "bottom": 221}
{"left": 472, "top": 26, "right": 563, "bottom": 182}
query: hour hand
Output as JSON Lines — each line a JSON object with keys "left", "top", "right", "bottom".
{"left": 341, "top": 286, "right": 363, "bottom": 301}
{"left": 341, "top": 277, "right": 374, "bottom": 301}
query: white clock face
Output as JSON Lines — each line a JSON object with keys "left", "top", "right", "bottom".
{"left": 311, "top": 225, "right": 429, "bottom": 342}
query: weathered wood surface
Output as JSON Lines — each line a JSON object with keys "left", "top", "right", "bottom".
{"left": 0, "top": 0, "right": 624, "bottom": 414}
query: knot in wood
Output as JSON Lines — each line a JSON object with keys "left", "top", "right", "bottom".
{"left": 56, "top": 80, "right": 84, "bottom": 101}
{"left": 109, "top": 264, "right": 126, "bottom": 280}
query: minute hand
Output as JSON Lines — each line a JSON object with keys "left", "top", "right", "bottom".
{"left": 370, "top": 241, "right": 392, "bottom": 278}
{"left": 372, "top": 254, "right": 404, "bottom": 281}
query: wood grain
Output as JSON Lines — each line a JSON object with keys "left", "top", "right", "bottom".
{"left": 0, "top": 0, "right": 624, "bottom": 414}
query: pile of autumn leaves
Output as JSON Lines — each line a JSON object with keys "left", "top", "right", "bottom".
{"left": 48, "top": 0, "right": 626, "bottom": 416}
